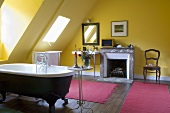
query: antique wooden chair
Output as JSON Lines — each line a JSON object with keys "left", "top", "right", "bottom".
{"left": 143, "top": 49, "right": 161, "bottom": 83}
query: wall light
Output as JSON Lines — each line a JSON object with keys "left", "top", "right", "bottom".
{"left": 87, "top": 19, "right": 91, "bottom": 23}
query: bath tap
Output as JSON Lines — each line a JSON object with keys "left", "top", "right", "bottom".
{"left": 36, "top": 52, "right": 48, "bottom": 73}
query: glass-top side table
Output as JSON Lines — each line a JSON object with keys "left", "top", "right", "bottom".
{"left": 68, "top": 67, "right": 93, "bottom": 113}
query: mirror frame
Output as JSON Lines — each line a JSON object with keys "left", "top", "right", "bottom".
{"left": 82, "top": 23, "right": 100, "bottom": 45}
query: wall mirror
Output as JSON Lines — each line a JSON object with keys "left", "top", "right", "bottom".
{"left": 82, "top": 23, "right": 100, "bottom": 45}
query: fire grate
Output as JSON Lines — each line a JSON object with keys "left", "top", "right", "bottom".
{"left": 109, "top": 67, "right": 124, "bottom": 77}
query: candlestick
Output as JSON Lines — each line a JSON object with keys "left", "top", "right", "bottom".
{"left": 73, "top": 44, "right": 80, "bottom": 68}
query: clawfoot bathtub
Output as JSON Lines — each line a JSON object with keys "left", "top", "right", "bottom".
{"left": 0, "top": 63, "right": 76, "bottom": 113}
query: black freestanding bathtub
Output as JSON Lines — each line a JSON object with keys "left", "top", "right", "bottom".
{"left": 0, "top": 63, "right": 76, "bottom": 113}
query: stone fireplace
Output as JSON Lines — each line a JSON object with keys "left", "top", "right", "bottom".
{"left": 100, "top": 48, "right": 134, "bottom": 80}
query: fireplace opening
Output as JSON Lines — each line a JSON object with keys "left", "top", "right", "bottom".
{"left": 107, "top": 59, "right": 127, "bottom": 78}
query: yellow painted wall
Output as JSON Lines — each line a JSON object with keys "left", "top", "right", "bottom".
{"left": 0, "top": 43, "right": 3, "bottom": 59}
{"left": 62, "top": 0, "right": 170, "bottom": 77}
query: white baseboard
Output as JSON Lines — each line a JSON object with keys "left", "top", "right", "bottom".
{"left": 82, "top": 72, "right": 170, "bottom": 82}
{"left": 82, "top": 71, "right": 100, "bottom": 76}
{"left": 134, "top": 74, "right": 170, "bottom": 81}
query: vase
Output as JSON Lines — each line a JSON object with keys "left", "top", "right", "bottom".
{"left": 83, "top": 58, "right": 91, "bottom": 68}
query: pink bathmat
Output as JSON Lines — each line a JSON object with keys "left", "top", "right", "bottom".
{"left": 120, "top": 82, "right": 170, "bottom": 113}
{"left": 66, "top": 79, "right": 117, "bottom": 104}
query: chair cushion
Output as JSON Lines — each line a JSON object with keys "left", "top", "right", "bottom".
{"left": 143, "top": 65, "right": 160, "bottom": 70}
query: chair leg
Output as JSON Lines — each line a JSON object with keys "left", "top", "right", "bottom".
{"left": 143, "top": 69, "right": 147, "bottom": 81}
{"left": 156, "top": 70, "right": 158, "bottom": 83}
{"left": 156, "top": 70, "right": 161, "bottom": 84}
{"left": 158, "top": 69, "right": 161, "bottom": 84}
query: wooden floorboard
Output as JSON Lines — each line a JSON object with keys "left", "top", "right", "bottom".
{"left": 0, "top": 75, "right": 169, "bottom": 113}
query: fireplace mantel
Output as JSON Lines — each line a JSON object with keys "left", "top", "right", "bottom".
{"left": 100, "top": 47, "right": 134, "bottom": 80}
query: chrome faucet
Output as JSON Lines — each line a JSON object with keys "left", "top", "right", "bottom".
{"left": 36, "top": 52, "right": 48, "bottom": 73}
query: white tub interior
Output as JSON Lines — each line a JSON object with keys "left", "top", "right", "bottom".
{"left": 0, "top": 63, "right": 76, "bottom": 77}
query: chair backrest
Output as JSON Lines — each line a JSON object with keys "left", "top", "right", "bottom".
{"left": 144, "top": 49, "right": 160, "bottom": 66}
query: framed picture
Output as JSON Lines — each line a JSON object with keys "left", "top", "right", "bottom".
{"left": 111, "top": 21, "right": 128, "bottom": 37}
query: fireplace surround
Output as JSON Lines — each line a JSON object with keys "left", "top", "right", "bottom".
{"left": 100, "top": 48, "right": 134, "bottom": 80}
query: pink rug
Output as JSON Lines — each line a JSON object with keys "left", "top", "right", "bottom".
{"left": 120, "top": 82, "right": 170, "bottom": 113}
{"left": 66, "top": 79, "right": 117, "bottom": 103}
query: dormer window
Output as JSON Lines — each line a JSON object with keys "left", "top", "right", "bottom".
{"left": 43, "top": 15, "right": 70, "bottom": 42}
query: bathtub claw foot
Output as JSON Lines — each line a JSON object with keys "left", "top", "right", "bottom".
{"left": 62, "top": 97, "right": 68, "bottom": 106}
{"left": 44, "top": 92, "right": 60, "bottom": 113}
{"left": 49, "top": 104, "right": 55, "bottom": 113}
{"left": 0, "top": 91, "right": 6, "bottom": 103}
{"left": 0, "top": 83, "right": 6, "bottom": 103}
{"left": 62, "top": 97, "right": 68, "bottom": 103}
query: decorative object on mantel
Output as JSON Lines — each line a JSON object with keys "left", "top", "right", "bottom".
{"left": 116, "top": 43, "right": 122, "bottom": 48}
{"left": 127, "top": 44, "right": 134, "bottom": 48}
{"left": 111, "top": 20, "right": 128, "bottom": 37}
{"left": 101, "top": 39, "right": 115, "bottom": 48}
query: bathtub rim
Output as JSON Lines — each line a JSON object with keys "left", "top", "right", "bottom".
{"left": 0, "top": 63, "right": 77, "bottom": 77}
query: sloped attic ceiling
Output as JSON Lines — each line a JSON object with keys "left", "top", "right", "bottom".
{"left": 0, "top": 0, "right": 43, "bottom": 62}
{"left": 5, "top": 0, "right": 98, "bottom": 63}
{"left": 0, "top": 0, "right": 3, "bottom": 7}
{"left": 33, "top": 0, "right": 99, "bottom": 51}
